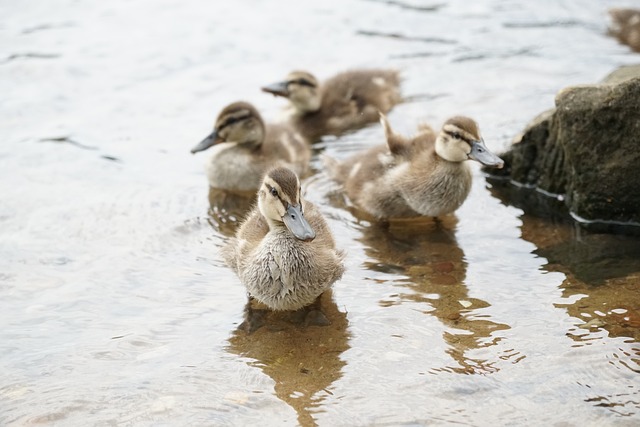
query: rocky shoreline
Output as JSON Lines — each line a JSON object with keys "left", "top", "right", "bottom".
{"left": 485, "top": 65, "right": 640, "bottom": 235}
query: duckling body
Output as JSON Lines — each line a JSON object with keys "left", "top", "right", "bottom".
{"left": 191, "top": 102, "right": 310, "bottom": 191}
{"left": 609, "top": 8, "right": 640, "bottom": 52}
{"left": 223, "top": 167, "right": 345, "bottom": 331}
{"left": 262, "top": 69, "right": 402, "bottom": 141}
{"left": 324, "top": 114, "right": 504, "bottom": 220}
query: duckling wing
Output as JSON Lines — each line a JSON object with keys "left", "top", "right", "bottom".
{"left": 329, "top": 143, "right": 436, "bottom": 219}
{"left": 222, "top": 207, "right": 269, "bottom": 272}
{"left": 322, "top": 69, "right": 402, "bottom": 115}
{"left": 236, "top": 208, "right": 269, "bottom": 243}
{"left": 293, "top": 69, "right": 402, "bottom": 141}
{"left": 303, "top": 202, "right": 346, "bottom": 281}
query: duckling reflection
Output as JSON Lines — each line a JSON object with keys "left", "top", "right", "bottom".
{"left": 226, "top": 290, "right": 349, "bottom": 427}
{"left": 207, "top": 187, "right": 255, "bottom": 238}
{"left": 358, "top": 216, "right": 509, "bottom": 374}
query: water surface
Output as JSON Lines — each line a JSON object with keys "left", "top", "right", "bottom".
{"left": 2, "top": 0, "right": 640, "bottom": 425}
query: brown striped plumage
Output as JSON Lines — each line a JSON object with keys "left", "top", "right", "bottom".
{"left": 262, "top": 69, "right": 402, "bottom": 142}
{"left": 191, "top": 101, "right": 311, "bottom": 191}
{"left": 223, "top": 167, "right": 345, "bottom": 332}
{"left": 323, "top": 114, "right": 503, "bottom": 220}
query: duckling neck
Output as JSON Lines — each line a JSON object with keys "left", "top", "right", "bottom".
{"left": 292, "top": 95, "right": 322, "bottom": 114}
{"left": 236, "top": 126, "right": 265, "bottom": 149}
{"left": 234, "top": 139, "right": 263, "bottom": 153}
{"left": 435, "top": 137, "right": 469, "bottom": 163}
{"left": 263, "top": 217, "right": 287, "bottom": 233}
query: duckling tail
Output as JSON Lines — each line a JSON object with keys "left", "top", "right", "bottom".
{"left": 416, "top": 122, "right": 436, "bottom": 137}
{"left": 380, "top": 112, "right": 407, "bottom": 155}
{"left": 379, "top": 111, "right": 393, "bottom": 139}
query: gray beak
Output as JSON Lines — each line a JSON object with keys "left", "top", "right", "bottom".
{"left": 261, "top": 81, "right": 290, "bottom": 97}
{"left": 469, "top": 139, "right": 504, "bottom": 168}
{"left": 190, "top": 130, "right": 218, "bottom": 154}
{"left": 282, "top": 204, "right": 315, "bottom": 242}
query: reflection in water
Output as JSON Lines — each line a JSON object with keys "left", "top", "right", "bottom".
{"left": 4, "top": 0, "right": 640, "bottom": 423}
{"left": 524, "top": 215, "right": 640, "bottom": 413}
{"left": 516, "top": 214, "right": 640, "bottom": 344}
{"left": 537, "top": 233, "right": 640, "bottom": 286}
{"left": 488, "top": 179, "right": 640, "bottom": 281}
{"left": 488, "top": 184, "right": 640, "bottom": 413}
{"left": 489, "top": 182, "right": 640, "bottom": 343}
{"left": 207, "top": 187, "right": 256, "bottom": 237}
{"left": 227, "top": 291, "right": 349, "bottom": 427}
{"left": 357, "top": 215, "right": 510, "bottom": 374}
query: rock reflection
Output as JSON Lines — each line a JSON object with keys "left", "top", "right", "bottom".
{"left": 358, "top": 216, "right": 509, "bottom": 374}
{"left": 207, "top": 187, "right": 256, "bottom": 237}
{"left": 226, "top": 291, "right": 349, "bottom": 427}
{"left": 558, "top": 273, "right": 640, "bottom": 345}
{"left": 488, "top": 182, "right": 640, "bottom": 344}
{"left": 520, "top": 214, "right": 640, "bottom": 344}
{"left": 536, "top": 233, "right": 640, "bottom": 287}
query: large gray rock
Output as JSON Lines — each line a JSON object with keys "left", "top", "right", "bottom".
{"left": 488, "top": 65, "right": 640, "bottom": 233}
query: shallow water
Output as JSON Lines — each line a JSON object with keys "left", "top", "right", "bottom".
{"left": 2, "top": 0, "right": 640, "bottom": 425}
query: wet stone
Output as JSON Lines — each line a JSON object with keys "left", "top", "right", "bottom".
{"left": 486, "top": 66, "right": 640, "bottom": 234}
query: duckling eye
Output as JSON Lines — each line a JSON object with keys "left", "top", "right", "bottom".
{"left": 270, "top": 188, "right": 278, "bottom": 197}
{"left": 452, "top": 132, "right": 461, "bottom": 139}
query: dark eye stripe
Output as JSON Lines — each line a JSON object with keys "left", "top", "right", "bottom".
{"left": 287, "top": 78, "right": 316, "bottom": 88}
{"left": 265, "top": 183, "right": 284, "bottom": 203}
{"left": 217, "top": 113, "right": 252, "bottom": 131}
{"left": 444, "top": 130, "right": 472, "bottom": 144}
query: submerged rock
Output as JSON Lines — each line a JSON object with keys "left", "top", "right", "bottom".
{"left": 487, "top": 65, "right": 640, "bottom": 234}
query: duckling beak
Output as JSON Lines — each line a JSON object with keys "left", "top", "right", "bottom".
{"left": 261, "top": 81, "right": 290, "bottom": 97}
{"left": 468, "top": 139, "right": 504, "bottom": 169}
{"left": 282, "top": 204, "right": 316, "bottom": 242}
{"left": 190, "top": 130, "right": 219, "bottom": 154}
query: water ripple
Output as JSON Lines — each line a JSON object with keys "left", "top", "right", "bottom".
{"left": 356, "top": 29, "right": 456, "bottom": 44}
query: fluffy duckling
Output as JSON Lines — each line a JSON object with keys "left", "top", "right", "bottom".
{"left": 262, "top": 69, "right": 402, "bottom": 141}
{"left": 323, "top": 114, "right": 504, "bottom": 220}
{"left": 608, "top": 8, "right": 640, "bottom": 52}
{"left": 223, "top": 167, "right": 345, "bottom": 332}
{"left": 191, "top": 101, "right": 310, "bottom": 191}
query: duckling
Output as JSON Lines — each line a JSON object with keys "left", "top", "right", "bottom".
{"left": 262, "top": 69, "right": 402, "bottom": 141}
{"left": 608, "top": 8, "right": 640, "bottom": 52}
{"left": 323, "top": 114, "right": 504, "bottom": 220}
{"left": 223, "top": 167, "right": 346, "bottom": 332}
{"left": 191, "top": 101, "right": 311, "bottom": 191}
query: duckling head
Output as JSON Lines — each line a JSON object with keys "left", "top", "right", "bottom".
{"left": 435, "top": 116, "right": 504, "bottom": 168}
{"left": 258, "top": 167, "right": 316, "bottom": 242}
{"left": 191, "top": 101, "right": 266, "bottom": 154}
{"left": 261, "top": 71, "right": 322, "bottom": 113}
